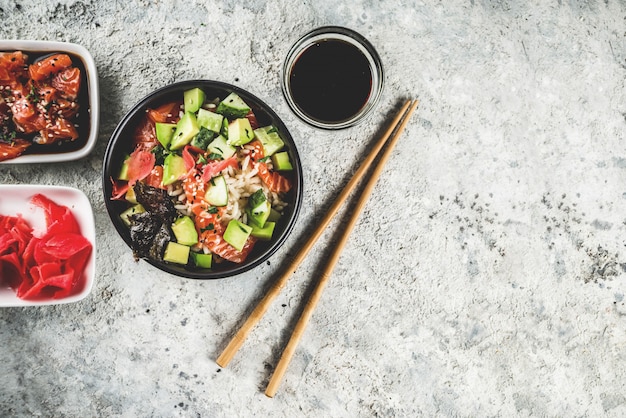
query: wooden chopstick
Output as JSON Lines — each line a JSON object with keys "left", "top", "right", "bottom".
{"left": 216, "top": 100, "right": 417, "bottom": 369}
{"left": 264, "top": 100, "right": 419, "bottom": 397}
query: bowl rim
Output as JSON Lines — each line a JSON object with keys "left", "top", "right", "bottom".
{"left": 102, "top": 79, "right": 303, "bottom": 279}
{"left": 0, "top": 39, "right": 100, "bottom": 164}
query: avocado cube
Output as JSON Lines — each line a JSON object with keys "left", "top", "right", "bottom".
{"left": 251, "top": 221, "right": 275, "bottom": 241}
{"left": 267, "top": 208, "right": 282, "bottom": 222}
{"left": 207, "top": 135, "right": 236, "bottom": 159}
{"left": 254, "top": 126, "right": 284, "bottom": 157}
{"left": 227, "top": 118, "right": 255, "bottom": 146}
{"left": 125, "top": 185, "right": 137, "bottom": 204}
{"left": 223, "top": 219, "right": 252, "bottom": 251}
{"left": 155, "top": 122, "right": 177, "bottom": 148}
{"left": 247, "top": 200, "right": 271, "bottom": 228}
{"left": 120, "top": 204, "right": 145, "bottom": 226}
{"left": 171, "top": 216, "right": 198, "bottom": 246}
{"left": 184, "top": 87, "right": 206, "bottom": 113}
{"left": 191, "top": 252, "right": 212, "bottom": 268}
{"left": 170, "top": 112, "right": 200, "bottom": 150}
{"left": 163, "top": 241, "right": 190, "bottom": 265}
{"left": 271, "top": 151, "right": 293, "bottom": 171}
{"left": 117, "top": 155, "right": 130, "bottom": 180}
{"left": 197, "top": 108, "right": 224, "bottom": 133}
{"left": 162, "top": 154, "right": 187, "bottom": 186}
{"left": 216, "top": 92, "right": 251, "bottom": 119}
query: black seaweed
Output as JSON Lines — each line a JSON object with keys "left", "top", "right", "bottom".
{"left": 133, "top": 182, "right": 177, "bottom": 223}
{"left": 127, "top": 183, "right": 178, "bottom": 260}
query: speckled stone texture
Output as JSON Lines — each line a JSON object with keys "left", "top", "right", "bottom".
{"left": 1, "top": 1, "right": 626, "bottom": 416}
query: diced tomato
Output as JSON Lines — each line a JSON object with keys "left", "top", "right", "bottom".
{"left": 28, "top": 54, "right": 72, "bottom": 81}
{"left": 51, "top": 67, "right": 81, "bottom": 100}
{"left": 126, "top": 148, "right": 156, "bottom": 185}
{"left": 200, "top": 156, "right": 239, "bottom": 183}
{"left": 147, "top": 101, "right": 181, "bottom": 124}
{"left": 0, "top": 139, "right": 31, "bottom": 162}
{"left": 255, "top": 161, "right": 292, "bottom": 193}
{"left": 200, "top": 230, "right": 256, "bottom": 263}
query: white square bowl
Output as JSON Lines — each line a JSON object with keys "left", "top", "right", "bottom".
{"left": 0, "top": 40, "right": 99, "bottom": 163}
{"left": 0, "top": 185, "right": 96, "bottom": 307}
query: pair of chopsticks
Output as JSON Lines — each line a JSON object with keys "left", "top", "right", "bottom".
{"left": 216, "top": 99, "right": 419, "bottom": 397}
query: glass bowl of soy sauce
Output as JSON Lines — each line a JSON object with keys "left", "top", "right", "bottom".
{"left": 282, "top": 26, "right": 384, "bottom": 130}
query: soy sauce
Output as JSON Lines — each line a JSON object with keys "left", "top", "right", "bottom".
{"left": 289, "top": 39, "right": 372, "bottom": 123}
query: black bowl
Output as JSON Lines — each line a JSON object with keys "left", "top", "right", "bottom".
{"left": 102, "top": 80, "right": 303, "bottom": 279}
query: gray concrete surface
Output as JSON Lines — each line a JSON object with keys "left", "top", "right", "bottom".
{"left": 2, "top": 0, "right": 626, "bottom": 416}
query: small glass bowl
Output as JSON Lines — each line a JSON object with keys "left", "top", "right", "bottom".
{"left": 282, "top": 26, "right": 384, "bottom": 130}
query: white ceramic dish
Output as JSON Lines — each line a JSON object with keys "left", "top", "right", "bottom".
{"left": 0, "top": 185, "right": 96, "bottom": 307}
{"left": 0, "top": 40, "right": 99, "bottom": 163}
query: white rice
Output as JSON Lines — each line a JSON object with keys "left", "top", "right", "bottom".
{"left": 167, "top": 148, "right": 289, "bottom": 227}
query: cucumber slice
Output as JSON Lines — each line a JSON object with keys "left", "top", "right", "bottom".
{"left": 204, "top": 175, "right": 228, "bottom": 206}
{"left": 254, "top": 126, "right": 284, "bottom": 157}
{"left": 197, "top": 108, "right": 224, "bottom": 133}
{"left": 207, "top": 135, "right": 236, "bottom": 159}
{"left": 216, "top": 92, "right": 251, "bottom": 119}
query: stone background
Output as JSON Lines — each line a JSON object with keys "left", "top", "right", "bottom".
{"left": 1, "top": 0, "right": 626, "bottom": 416}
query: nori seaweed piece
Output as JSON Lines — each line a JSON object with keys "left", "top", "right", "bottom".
{"left": 133, "top": 181, "right": 177, "bottom": 224}
{"left": 126, "top": 183, "right": 180, "bottom": 262}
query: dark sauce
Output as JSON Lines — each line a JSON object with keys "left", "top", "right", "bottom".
{"left": 289, "top": 39, "right": 372, "bottom": 123}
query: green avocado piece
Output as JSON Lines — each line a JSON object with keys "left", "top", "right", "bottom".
{"left": 223, "top": 219, "right": 252, "bottom": 251}
{"left": 163, "top": 241, "right": 190, "bottom": 265}
{"left": 156, "top": 122, "right": 177, "bottom": 148}
{"left": 170, "top": 112, "right": 200, "bottom": 150}
{"left": 271, "top": 151, "right": 293, "bottom": 171}
{"left": 162, "top": 154, "right": 187, "bottom": 186}
{"left": 171, "top": 216, "right": 198, "bottom": 246}
{"left": 184, "top": 87, "right": 205, "bottom": 113}
{"left": 191, "top": 252, "right": 212, "bottom": 268}
{"left": 227, "top": 118, "right": 255, "bottom": 146}
{"left": 251, "top": 221, "right": 275, "bottom": 240}
{"left": 120, "top": 204, "right": 145, "bottom": 227}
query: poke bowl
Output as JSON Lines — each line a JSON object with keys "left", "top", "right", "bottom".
{"left": 102, "top": 80, "right": 303, "bottom": 279}
{"left": 0, "top": 40, "right": 99, "bottom": 163}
